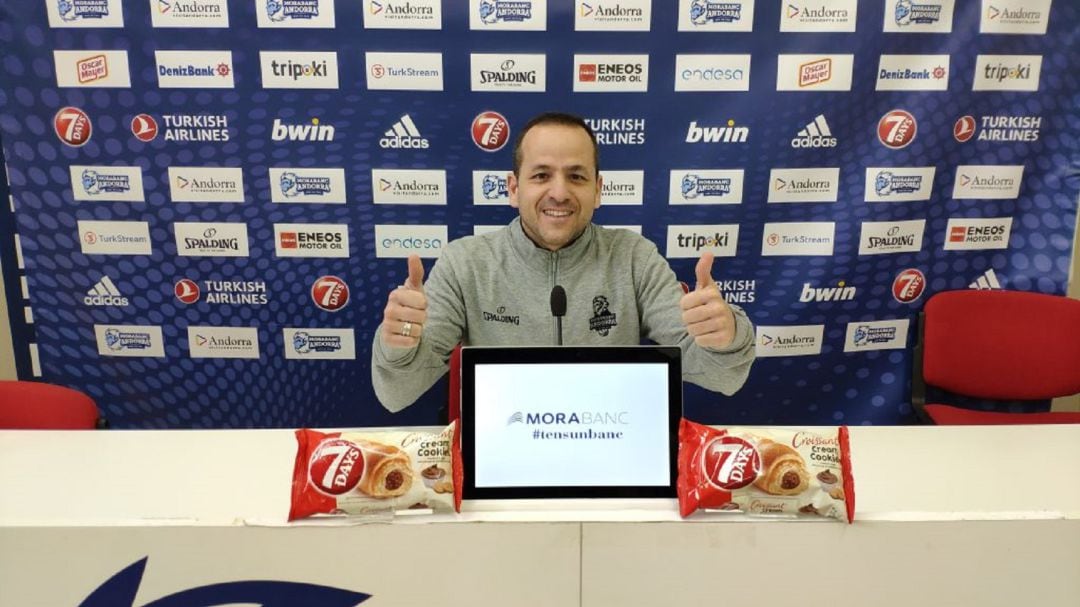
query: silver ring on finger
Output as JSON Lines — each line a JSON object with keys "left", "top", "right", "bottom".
{"left": 401, "top": 321, "right": 412, "bottom": 337}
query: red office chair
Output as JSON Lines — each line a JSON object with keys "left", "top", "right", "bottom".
{"left": 0, "top": 381, "right": 103, "bottom": 429}
{"left": 448, "top": 343, "right": 463, "bottom": 424}
{"left": 911, "top": 290, "right": 1080, "bottom": 425}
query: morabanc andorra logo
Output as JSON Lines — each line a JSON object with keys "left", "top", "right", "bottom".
{"left": 589, "top": 295, "right": 617, "bottom": 336}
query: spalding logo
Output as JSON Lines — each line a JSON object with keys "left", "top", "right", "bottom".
{"left": 80, "top": 557, "right": 371, "bottom": 606}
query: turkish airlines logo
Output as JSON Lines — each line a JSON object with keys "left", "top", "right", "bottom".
{"left": 472, "top": 111, "right": 510, "bottom": 152}
{"left": 54, "top": 106, "right": 93, "bottom": 147}
{"left": 878, "top": 109, "right": 917, "bottom": 149}
{"left": 953, "top": 115, "right": 975, "bottom": 142}
{"left": 131, "top": 114, "right": 159, "bottom": 141}
{"left": 175, "top": 279, "right": 201, "bottom": 304}
{"left": 311, "top": 275, "right": 350, "bottom": 312}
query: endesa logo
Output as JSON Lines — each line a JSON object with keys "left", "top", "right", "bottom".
{"left": 311, "top": 276, "right": 350, "bottom": 312}
{"left": 574, "top": 55, "right": 649, "bottom": 93}
{"left": 374, "top": 224, "right": 447, "bottom": 258}
{"left": 471, "top": 0, "right": 546, "bottom": 30}
{"left": 878, "top": 109, "right": 917, "bottom": 149}
{"left": 892, "top": 268, "right": 926, "bottom": 304}
{"left": 257, "top": 0, "right": 336, "bottom": 27}
{"left": 54, "top": 107, "right": 93, "bottom": 147}
{"left": 674, "top": 54, "right": 750, "bottom": 92}
{"left": 678, "top": 0, "right": 753, "bottom": 32}
{"left": 472, "top": 111, "right": 511, "bottom": 152}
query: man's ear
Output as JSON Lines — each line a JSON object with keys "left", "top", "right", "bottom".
{"left": 593, "top": 173, "right": 603, "bottom": 209}
{"left": 508, "top": 171, "right": 520, "bottom": 209}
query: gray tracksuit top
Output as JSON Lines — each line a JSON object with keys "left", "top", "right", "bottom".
{"left": 372, "top": 218, "right": 756, "bottom": 412}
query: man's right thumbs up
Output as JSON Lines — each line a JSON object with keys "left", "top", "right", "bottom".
{"left": 381, "top": 255, "right": 429, "bottom": 348}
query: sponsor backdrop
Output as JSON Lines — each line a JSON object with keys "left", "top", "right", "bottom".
{"left": 0, "top": 0, "right": 1077, "bottom": 427}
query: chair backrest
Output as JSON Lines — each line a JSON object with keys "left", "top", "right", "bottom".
{"left": 448, "top": 344, "right": 463, "bottom": 424}
{"left": 922, "top": 290, "right": 1080, "bottom": 400}
{"left": 0, "top": 381, "right": 101, "bottom": 429}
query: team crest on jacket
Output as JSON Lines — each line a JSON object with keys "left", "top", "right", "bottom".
{"left": 589, "top": 295, "right": 618, "bottom": 336}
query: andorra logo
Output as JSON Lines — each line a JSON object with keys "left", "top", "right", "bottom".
{"left": 79, "top": 557, "right": 371, "bottom": 606}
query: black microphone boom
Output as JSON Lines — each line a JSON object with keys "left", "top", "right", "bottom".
{"left": 550, "top": 285, "right": 567, "bottom": 346}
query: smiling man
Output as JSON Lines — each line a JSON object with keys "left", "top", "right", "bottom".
{"left": 372, "top": 112, "right": 755, "bottom": 413}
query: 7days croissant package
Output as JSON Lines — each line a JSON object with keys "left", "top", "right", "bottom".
{"left": 677, "top": 419, "right": 855, "bottom": 522}
{"left": 289, "top": 423, "right": 462, "bottom": 521}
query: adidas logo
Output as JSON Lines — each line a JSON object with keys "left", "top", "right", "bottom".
{"left": 379, "top": 114, "right": 429, "bottom": 149}
{"left": 84, "top": 276, "right": 129, "bottom": 306}
{"left": 969, "top": 268, "right": 1003, "bottom": 290}
{"left": 791, "top": 114, "right": 838, "bottom": 148}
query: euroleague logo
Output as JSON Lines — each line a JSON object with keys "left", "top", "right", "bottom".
{"left": 131, "top": 114, "right": 159, "bottom": 142}
{"left": 54, "top": 106, "right": 92, "bottom": 147}
{"left": 892, "top": 268, "right": 926, "bottom": 304}
{"left": 472, "top": 110, "right": 510, "bottom": 152}
{"left": 312, "top": 275, "right": 349, "bottom": 312}
{"left": 702, "top": 435, "right": 761, "bottom": 491}
{"left": 174, "top": 279, "right": 200, "bottom": 304}
{"left": 877, "top": 109, "right": 917, "bottom": 149}
{"left": 308, "top": 438, "right": 365, "bottom": 496}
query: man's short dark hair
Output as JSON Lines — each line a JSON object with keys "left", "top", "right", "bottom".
{"left": 511, "top": 112, "right": 600, "bottom": 177}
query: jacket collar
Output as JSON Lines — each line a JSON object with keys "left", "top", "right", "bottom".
{"left": 508, "top": 217, "right": 596, "bottom": 274}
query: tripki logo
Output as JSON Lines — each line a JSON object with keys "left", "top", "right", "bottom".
{"left": 574, "top": 55, "right": 649, "bottom": 92}
{"left": 259, "top": 51, "right": 339, "bottom": 89}
{"left": 257, "top": 0, "right": 335, "bottom": 27}
{"left": 472, "top": 111, "right": 511, "bottom": 152}
{"left": 678, "top": 0, "right": 753, "bottom": 32}
{"left": 54, "top": 50, "right": 131, "bottom": 87}
{"left": 575, "top": 0, "right": 651, "bottom": 31}
{"left": 973, "top": 54, "right": 1042, "bottom": 92}
{"left": 892, "top": 268, "right": 926, "bottom": 304}
{"left": 944, "top": 217, "right": 1013, "bottom": 250}
{"left": 47, "top": 0, "right": 124, "bottom": 27}
{"left": 275, "top": 223, "right": 350, "bottom": 258}
{"left": 311, "top": 275, "right": 350, "bottom": 311}
{"left": 95, "top": 325, "right": 165, "bottom": 357}
{"left": 270, "top": 167, "right": 346, "bottom": 203}
{"left": 364, "top": 0, "right": 442, "bottom": 29}
{"left": 886, "top": 0, "right": 954, "bottom": 33}
{"left": 980, "top": 0, "right": 1051, "bottom": 35}
{"left": 665, "top": 224, "right": 740, "bottom": 258}
{"left": 154, "top": 50, "right": 234, "bottom": 88}
{"left": 54, "top": 106, "right": 93, "bottom": 147}
{"left": 285, "top": 328, "right": 356, "bottom": 360}
{"left": 71, "top": 165, "right": 145, "bottom": 202}
{"left": 472, "top": 171, "right": 510, "bottom": 205}
{"left": 380, "top": 114, "right": 429, "bottom": 149}
{"left": 471, "top": 0, "right": 546, "bottom": 30}
{"left": 470, "top": 54, "right": 546, "bottom": 92}
{"left": 151, "top": 0, "right": 230, "bottom": 27}
{"left": 877, "top": 109, "right": 917, "bottom": 149}
{"left": 844, "top": 319, "right": 909, "bottom": 352}
{"left": 670, "top": 170, "right": 743, "bottom": 205}
{"left": 755, "top": 325, "right": 824, "bottom": 357}
{"left": 780, "top": 0, "right": 857, "bottom": 32}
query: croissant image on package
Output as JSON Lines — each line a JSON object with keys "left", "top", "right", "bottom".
{"left": 753, "top": 439, "right": 810, "bottom": 496}
{"left": 356, "top": 440, "right": 414, "bottom": 498}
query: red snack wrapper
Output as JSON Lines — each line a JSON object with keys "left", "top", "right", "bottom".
{"left": 677, "top": 419, "right": 855, "bottom": 522}
{"left": 289, "top": 423, "right": 460, "bottom": 521}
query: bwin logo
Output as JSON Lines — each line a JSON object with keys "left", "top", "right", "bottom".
{"left": 799, "top": 281, "right": 856, "bottom": 302}
{"left": 686, "top": 119, "right": 749, "bottom": 143}
{"left": 379, "top": 114, "right": 429, "bottom": 149}
{"left": 483, "top": 174, "right": 508, "bottom": 199}
{"left": 272, "top": 117, "right": 335, "bottom": 141}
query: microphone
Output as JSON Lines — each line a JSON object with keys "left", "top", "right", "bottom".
{"left": 550, "top": 285, "right": 567, "bottom": 346}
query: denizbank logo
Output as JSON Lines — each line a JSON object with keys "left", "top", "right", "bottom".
{"left": 761, "top": 222, "right": 835, "bottom": 256}
{"left": 188, "top": 326, "right": 259, "bottom": 359}
{"left": 678, "top": 0, "right": 754, "bottom": 31}
{"left": 151, "top": 0, "right": 230, "bottom": 28}
{"left": 47, "top": 0, "right": 124, "bottom": 27}
{"left": 174, "top": 222, "right": 249, "bottom": 257}
{"left": 473, "top": 171, "right": 510, "bottom": 205}
{"left": 780, "top": 1, "right": 857, "bottom": 32}
{"left": 768, "top": 168, "right": 839, "bottom": 203}
{"left": 71, "top": 165, "right": 144, "bottom": 202}
{"left": 574, "top": 55, "right": 649, "bottom": 93}
{"left": 886, "top": 0, "right": 954, "bottom": 33}
{"left": 54, "top": 50, "right": 131, "bottom": 87}
{"left": 274, "top": 223, "right": 349, "bottom": 258}
{"left": 284, "top": 328, "right": 356, "bottom": 360}
{"left": 670, "top": 170, "right": 744, "bottom": 205}
{"left": 666, "top": 225, "right": 740, "bottom": 258}
{"left": 270, "top": 168, "right": 346, "bottom": 203}
{"left": 674, "top": 54, "right": 751, "bottom": 92}
{"left": 366, "top": 52, "right": 443, "bottom": 91}
{"left": 79, "top": 220, "right": 152, "bottom": 255}
{"left": 371, "top": 169, "right": 447, "bottom": 204}
{"left": 168, "top": 167, "right": 244, "bottom": 203}
{"left": 844, "top": 319, "right": 909, "bottom": 352}
{"left": 95, "top": 325, "right": 165, "bottom": 357}
{"left": 600, "top": 171, "right": 644, "bottom": 205}
{"left": 470, "top": 0, "right": 546, "bottom": 30}
{"left": 257, "top": 0, "right": 335, "bottom": 27}
{"left": 364, "top": 0, "right": 442, "bottom": 29}
{"left": 945, "top": 217, "right": 1013, "bottom": 251}
{"left": 154, "top": 50, "right": 233, "bottom": 88}
{"left": 375, "top": 224, "right": 447, "bottom": 258}
{"left": 576, "top": 0, "right": 651, "bottom": 31}
{"left": 973, "top": 55, "right": 1041, "bottom": 92}
{"left": 471, "top": 54, "right": 545, "bottom": 92}
{"left": 980, "top": 0, "right": 1050, "bottom": 35}
{"left": 858, "top": 220, "right": 926, "bottom": 255}
{"left": 756, "top": 325, "right": 824, "bottom": 357}
{"left": 865, "top": 167, "right": 935, "bottom": 202}
{"left": 876, "top": 55, "right": 949, "bottom": 91}
{"left": 952, "top": 165, "right": 1023, "bottom": 200}
{"left": 259, "top": 51, "right": 339, "bottom": 89}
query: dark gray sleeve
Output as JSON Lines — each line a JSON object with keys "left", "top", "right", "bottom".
{"left": 632, "top": 239, "right": 755, "bottom": 396}
{"left": 370, "top": 250, "right": 467, "bottom": 413}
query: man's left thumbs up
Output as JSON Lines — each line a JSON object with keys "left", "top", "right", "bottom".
{"left": 680, "top": 252, "right": 737, "bottom": 349}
